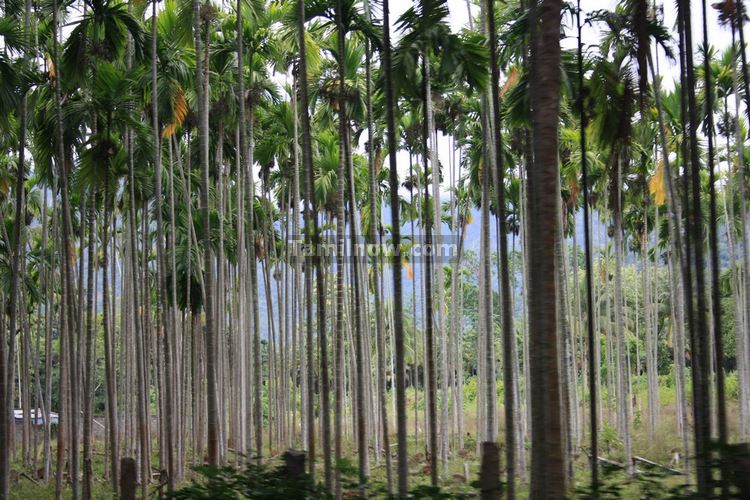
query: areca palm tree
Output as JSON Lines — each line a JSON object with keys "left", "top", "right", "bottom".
{"left": 51, "top": 0, "right": 80, "bottom": 496}
{"left": 700, "top": 1, "right": 728, "bottom": 490}
{"left": 711, "top": 40, "right": 750, "bottom": 438}
{"left": 149, "top": 0, "right": 176, "bottom": 489}
{"left": 5, "top": 0, "right": 750, "bottom": 497}
{"left": 192, "top": 0, "right": 220, "bottom": 468}
{"left": 395, "top": 2, "right": 487, "bottom": 481}
{"left": 589, "top": 53, "right": 635, "bottom": 474}
{"left": 295, "top": 0, "right": 319, "bottom": 482}
{"left": 528, "top": 0, "right": 565, "bottom": 497}
{"left": 591, "top": 3, "right": 673, "bottom": 455}
{"left": 381, "top": 0, "right": 408, "bottom": 494}
{"left": 0, "top": 6, "right": 33, "bottom": 498}
{"left": 75, "top": 61, "right": 135, "bottom": 498}
{"left": 360, "top": 0, "right": 392, "bottom": 491}
{"left": 486, "top": 0, "right": 518, "bottom": 494}
{"left": 715, "top": 0, "right": 750, "bottom": 443}
{"left": 333, "top": 0, "right": 355, "bottom": 490}
{"left": 574, "top": 0, "right": 599, "bottom": 489}
{"left": 678, "top": 1, "right": 712, "bottom": 494}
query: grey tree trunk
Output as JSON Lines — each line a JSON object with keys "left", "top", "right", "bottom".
{"left": 731, "top": 40, "right": 750, "bottom": 437}
{"left": 101, "top": 173, "right": 119, "bottom": 493}
{"left": 363, "top": 0, "right": 392, "bottom": 487}
{"left": 82, "top": 198, "right": 97, "bottom": 500}
{"left": 152, "top": 4, "right": 175, "bottom": 486}
{"left": 191, "top": 0, "right": 218, "bottom": 467}
{"left": 613, "top": 156, "right": 632, "bottom": 474}
{"left": 382, "top": 0, "right": 409, "bottom": 493}
{"left": 486, "top": 0, "right": 518, "bottom": 491}
{"left": 420, "top": 55, "right": 439, "bottom": 487}
{"left": 296, "top": 0, "right": 318, "bottom": 480}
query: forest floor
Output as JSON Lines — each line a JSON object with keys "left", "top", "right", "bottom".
{"left": 8, "top": 380, "right": 740, "bottom": 498}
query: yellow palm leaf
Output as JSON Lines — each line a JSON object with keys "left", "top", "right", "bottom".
{"left": 173, "top": 88, "right": 188, "bottom": 124}
{"left": 403, "top": 260, "right": 414, "bottom": 281}
{"left": 500, "top": 67, "right": 520, "bottom": 97}
{"left": 47, "top": 56, "right": 55, "bottom": 82}
{"left": 649, "top": 161, "right": 666, "bottom": 206}
{"left": 162, "top": 123, "right": 177, "bottom": 138}
{"left": 162, "top": 88, "right": 188, "bottom": 138}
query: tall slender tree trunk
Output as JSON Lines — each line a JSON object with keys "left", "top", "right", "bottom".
{"left": 50, "top": 4, "right": 81, "bottom": 495}
{"left": 192, "top": 0, "right": 219, "bottom": 467}
{"left": 478, "top": 100, "right": 496, "bottom": 450}
{"left": 643, "top": 227, "right": 659, "bottom": 437}
{"left": 235, "top": 0, "right": 250, "bottom": 459}
{"left": 82, "top": 198, "right": 97, "bottom": 500}
{"left": 296, "top": 0, "right": 317, "bottom": 481}
{"left": 101, "top": 172, "right": 119, "bottom": 493}
{"left": 680, "top": 1, "right": 712, "bottom": 493}
{"left": 733, "top": 2, "right": 750, "bottom": 442}
{"left": 613, "top": 156, "right": 632, "bottom": 474}
{"left": 701, "top": 0, "right": 727, "bottom": 490}
{"left": 420, "top": 59, "right": 448, "bottom": 478}
{"left": 1, "top": 0, "right": 32, "bottom": 492}
{"left": 332, "top": 2, "right": 351, "bottom": 492}
{"left": 151, "top": 3, "right": 176, "bottom": 487}
{"left": 576, "top": 4, "right": 598, "bottom": 485}
{"left": 382, "top": 0, "right": 409, "bottom": 494}
{"left": 528, "top": 0, "right": 565, "bottom": 497}
{"left": 2, "top": 40, "right": 28, "bottom": 500}
{"left": 245, "top": 74, "right": 263, "bottom": 468}
{"left": 418, "top": 55, "right": 439, "bottom": 487}
{"left": 486, "top": 0, "right": 517, "bottom": 492}
{"left": 42, "top": 183, "right": 54, "bottom": 484}
{"left": 648, "top": 47, "right": 691, "bottom": 469}
{"left": 363, "top": 0, "right": 392, "bottom": 488}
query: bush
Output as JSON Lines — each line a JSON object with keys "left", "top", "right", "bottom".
{"left": 463, "top": 377, "right": 478, "bottom": 406}
{"left": 168, "top": 461, "right": 328, "bottom": 499}
{"left": 725, "top": 371, "right": 740, "bottom": 401}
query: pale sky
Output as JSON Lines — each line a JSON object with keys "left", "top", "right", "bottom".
{"left": 387, "top": 0, "right": 737, "bottom": 201}
{"left": 436, "top": 0, "right": 733, "bottom": 86}
{"left": 134, "top": 0, "right": 738, "bottom": 198}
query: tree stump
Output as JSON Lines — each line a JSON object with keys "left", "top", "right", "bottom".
{"left": 282, "top": 449, "right": 306, "bottom": 480}
{"left": 730, "top": 443, "right": 750, "bottom": 497}
{"left": 479, "top": 441, "right": 501, "bottom": 500}
{"left": 120, "top": 457, "right": 137, "bottom": 500}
